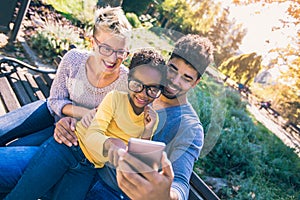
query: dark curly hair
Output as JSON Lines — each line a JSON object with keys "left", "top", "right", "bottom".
{"left": 128, "top": 49, "right": 166, "bottom": 81}
{"left": 171, "top": 34, "right": 214, "bottom": 79}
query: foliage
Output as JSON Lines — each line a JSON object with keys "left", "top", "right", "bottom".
{"left": 126, "top": 13, "right": 142, "bottom": 28}
{"left": 188, "top": 74, "right": 227, "bottom": 157}
{"left": 42, "top": 0, "right": 97, "bottom": 26}
{"left": 251, "top": 81, "right": 300, "bottom": 124}
{"left": 156, "top": 0, "right": 246, "bottom": 66}
{"left": 192, "top": 78, "right": 300, "bottom": 199}
{"left": 158, "top": 0, "right": 218, "bottom": 34}
{"left": 268, "top": 45, "right": 300, "bottom": 124}
{"left": 233, "top": 0, "right": 300, "bottom": 25}
{"left": 123, "top": 0, "right": 153, "bottom": 16}
{"left": 208, "top": 8, "right": 246, "bottom": 67}
{"left": 30, "top": 20, "right": 88, "bottom": 63}
{"left": 232, "top": 0, "right": 300, "bottom": 125}
{"left": 219, "top": 52, "right": 262, "bottom": 86}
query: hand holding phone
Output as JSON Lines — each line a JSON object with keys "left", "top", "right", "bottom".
{"left": 127, "top": 138, "right": 166, "bottom": 171}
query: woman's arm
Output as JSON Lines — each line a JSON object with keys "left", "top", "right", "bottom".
{"left": 48, "top": 49, "right": 91, "bottom": 119}
{"left": 61, "top": 104, "right": 92, "bottom": 119}
{"left": 47, "top": 50, "right": 76, "bottom": 117}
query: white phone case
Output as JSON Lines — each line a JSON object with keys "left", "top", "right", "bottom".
{"left": 128, "top": 138, "right": 166, "bottom": 170}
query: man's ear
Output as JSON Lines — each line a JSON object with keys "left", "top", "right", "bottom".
{"left": 192, "top": 78, "right": 201, "bottom": 88}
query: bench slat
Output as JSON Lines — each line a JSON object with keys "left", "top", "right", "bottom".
{"left": 0, "top": 76, "right": 21, "bottom": 112}
{"left": 189, "top": 186, "right": 204, "bottom": 200}
{"left": 189, "top": 172, "right": 220, "bottom": 200}
{"left": 17, "top": 71, "right": 38, "bottom": 102}
{"left": 7, "top": 72, "right": 32, "bottom": 106}
{"left": 42, "top": 73, "right": 55, "bottom": 88}
{"left": 33, "top": 74, "right": 50, "bottom": 98}
{"left": 24, "top": 73, "right": 45, "bottom": 100}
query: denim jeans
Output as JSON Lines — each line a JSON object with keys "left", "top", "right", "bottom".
{"left": 0, "top": 146, "right": 39, "bottom": 193}
{"left": 0, "top": 100, "right": 55, "bottom": 146}
{"left": 4, "top": 137, "right": 97, "bottom": 200}
{"left": 86, "top": 171, "right": 130, "bottom": 200}
{"left": 0, "top": 145, "right": 130, "bottom": 200}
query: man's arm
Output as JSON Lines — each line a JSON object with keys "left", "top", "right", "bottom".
{"left": 53, "top": 117, "right": 78, "bottom": 147}
{"left": 116, "top": 149, "right": 179, "bottom": 200}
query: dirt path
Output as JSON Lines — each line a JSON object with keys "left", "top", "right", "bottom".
{"left": 247, "top": 103, "right": 300, "bottom": 157}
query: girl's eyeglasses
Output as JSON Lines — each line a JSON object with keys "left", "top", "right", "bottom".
{"left": 128, "top": 79, "right": 162, "bottom": 99}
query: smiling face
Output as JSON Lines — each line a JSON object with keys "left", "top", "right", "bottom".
{"left": 93, "top": 31, "right": 128, "bottom": 75}
{"left": 163, "top": 57, "right": 200, "bottom": 100}
{"left": 128, "top": 65, "right": 162, "bottom": 114}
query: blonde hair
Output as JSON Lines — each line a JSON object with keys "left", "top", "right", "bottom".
{"left": 93, "top": 6, "right": 132, "bottom": 38}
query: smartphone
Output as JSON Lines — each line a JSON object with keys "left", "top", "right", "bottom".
{"left": 127, "top": 138, "right": 166, "bottom": 171}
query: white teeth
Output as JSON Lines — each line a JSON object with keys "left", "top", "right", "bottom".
{"left": 104, "top": 61, "right": 114, "bottom": 67}
{"left": 136, "top": 97, "right": 146, "bottom": 103}
{"left": 168, "top": 85, "right": 177, "bottom": 91}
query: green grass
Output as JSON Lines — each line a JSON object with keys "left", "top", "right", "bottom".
{"left": 194, "top": 79, "right": 300, "bottom": 199}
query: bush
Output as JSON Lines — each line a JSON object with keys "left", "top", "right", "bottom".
{"left": 30, "top": 20, "right": 89, "bottom": 64}
{"left": 192, "top": 77, "right": 300, "bottom": 199}
{"left": 126, "top": 12, "right": 142, "bottom": 28}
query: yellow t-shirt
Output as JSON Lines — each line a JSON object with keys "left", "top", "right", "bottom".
{"left": 75, "top": 90, "right": 158, "bottom": 168}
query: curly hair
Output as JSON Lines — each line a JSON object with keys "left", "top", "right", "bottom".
{"left": 171, "top": 34, "right": 214, "bottom": 79}
{"left": 93, "top": 6, "right": 132, "bottom": 38}
{"left": 128, "top": 48, "right": 166, "bottom": 81}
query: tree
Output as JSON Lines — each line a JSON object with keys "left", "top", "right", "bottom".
{"left": 208, "top": 7, "right": 246, "bottom": 66}
{"left": 123, "top": 0, "right": 154, "bottom": 16}
{"left": 157, "top": 0, "right": 246, "bottom": 66}
{"left": 219, "top": 52, "right": 262, "bottom": 85}
{"left": 232, "top": 0, "right": 300, "bottom": 124}
{"left": 268, "top": 45, "right": 300, "bottom": 123}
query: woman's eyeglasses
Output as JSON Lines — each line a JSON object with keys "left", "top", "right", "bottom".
{"left": 94, "top": 37, "right": 129, "bottom": 59}
{"left": 128, "top": 79, "right": 162, "bottom": 99}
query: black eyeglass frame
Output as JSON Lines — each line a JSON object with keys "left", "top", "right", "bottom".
{"left": 128, "top": 79, "right": 163, "bottom": 99}
{"left": 93, "top": 37, "right": 129, "bottom": 59}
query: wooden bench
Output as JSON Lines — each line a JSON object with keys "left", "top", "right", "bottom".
{"left": 0, "top": 56, "right": 220, "bottom": 200}
{"left": 283, "top": 122, "right": 300, "bottom": 137}
{"left": 0, "top": 56, "right": 56, "bottom": 115}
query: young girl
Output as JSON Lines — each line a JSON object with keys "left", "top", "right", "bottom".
{"left": 4, "top": 49, "right": 166, "bottom": 200}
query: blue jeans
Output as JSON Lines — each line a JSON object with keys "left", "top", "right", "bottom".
{"left": 0, "top": 146, "right": 130, "bottom": 200}
{"left": 4, "top": 137, "right": 96, "bottom": 200}
{"left": 0, "top": 146, "right": 39, "bottom": 193}
{"left": 86, "top": 171, "right": 130, "bottom": 200}
{"left": 0, "top": 100, "right": 55, "bottom": 146}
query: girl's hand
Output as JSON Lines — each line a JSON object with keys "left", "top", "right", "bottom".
{"left": 144, "top": 105, "right": 157, "bottom": 132}
{"left": 104, "top": 138, "right": 127, "bottom": 167}
{"left": 81, "top": 108, "right": 97, "bottom": 128}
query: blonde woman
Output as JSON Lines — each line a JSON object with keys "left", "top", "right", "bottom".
{"left": 0, "top": 6, "right": 132, "bottom": 146}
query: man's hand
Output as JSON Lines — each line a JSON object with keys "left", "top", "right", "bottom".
{"left": 116, "top": 149, "right": 176, "bottom": 200}
{"left": 54, "top": 117, "right": 78, "bottom": 147}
